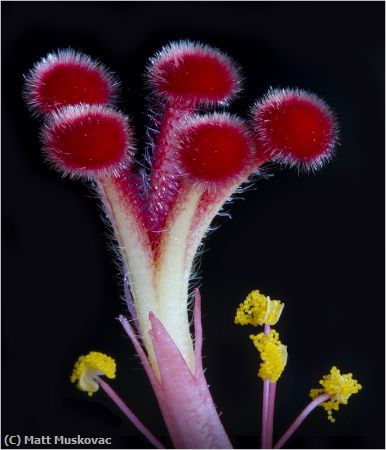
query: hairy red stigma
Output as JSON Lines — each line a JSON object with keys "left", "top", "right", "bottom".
{"left": 253, "top": 88, "right": 337, "bottom": 168}
{"left": 148, "top": 41, "right": 240, "bottom": 104}
{"left": 43, "top": 105, "right": 130, "bottom": 179}
{"left": 25, "top": 50, "right": 116, "bottom": 115}
{"left": 179, "top": 115, "right": 252, "bottom": 184}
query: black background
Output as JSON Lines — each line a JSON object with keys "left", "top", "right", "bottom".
{"left": 2, "top": 2, "right": 385, "bottom": 449}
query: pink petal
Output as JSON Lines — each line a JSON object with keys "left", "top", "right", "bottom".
{"left": 120, "top": 291, "right": 232, "bottom": 449}
{"left": 149, "top": 310, "right": 232, "bottom": 449}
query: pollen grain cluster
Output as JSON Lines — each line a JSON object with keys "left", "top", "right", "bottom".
{"left": 250, "top": 329, "right": 288, "bottom": 382}
{"left": 310, "top": 366, "right": 362, "bottom": 422}
{"left": 235, "top": 289, "right": 284, "bottom": 326}
{"left": 71, "top": 351, "right": 116, "bottom": 396}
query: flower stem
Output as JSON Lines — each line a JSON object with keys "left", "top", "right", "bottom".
{"left": 273, "top": 393, "right": 331, "bottom": 449}
{"left": 261, "top": 323, "right": 270, "bottom": 449}
{"left": 96, "top": 376, "right": 165, "bottom": 449}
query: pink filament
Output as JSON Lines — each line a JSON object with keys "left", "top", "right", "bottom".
{"left": 96, "top": 376, "right": 164, "bottom": 449}
{"left": 273, "top": 393, "right": 331, "bottom": 449}
{"left": 262, "top": 379, "right": 270, "bottom": 448}
{"left": 118, "top": 315, "right": 158, "bottom": 387}
{"left": 266, "top": 382, "right": 277, "bottom": 448}
{"left": 261, "top": 323, "right": 271, "bottom": 448}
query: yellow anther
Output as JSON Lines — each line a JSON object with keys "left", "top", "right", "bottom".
{"left": 71, "top": 351, "right": 116, "bottom": 396}
{"left": 250, "top": 329, "right": 287, "bottom": 382}
{"left": 235, "top": 290, "right": 284, "bottom": 326}
{"left": 309, "top": 366, "right": 362, "bottom": 422}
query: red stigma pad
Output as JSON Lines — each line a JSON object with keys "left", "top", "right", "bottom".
{"left": 25, "top": 50, "right": 116, "bottom": 115}
{"left": 43, "top": 105, "right": 130, "bottom": 178}
{"left": 148, "top": 41, "right": 240, "bottom": 104}
{"left": 180, "top": 115, "right": 252, "bottom": 183}
{"left": 253, "top": 89, "right": 337, "bottom": 168}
